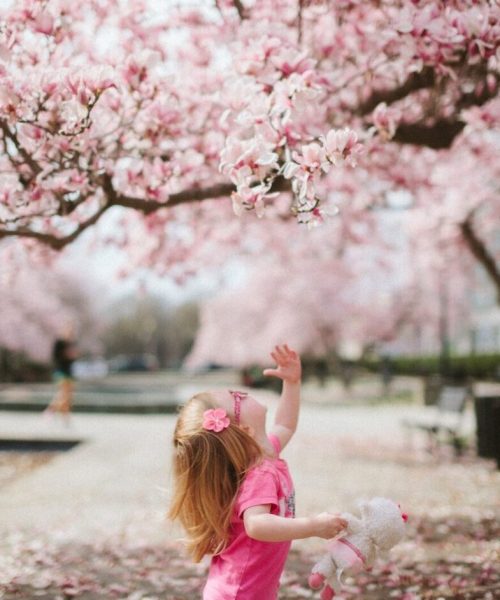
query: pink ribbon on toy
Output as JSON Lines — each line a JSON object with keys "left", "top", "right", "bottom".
{"left": 337, "top": 538, "right": 367, "bottom": 566}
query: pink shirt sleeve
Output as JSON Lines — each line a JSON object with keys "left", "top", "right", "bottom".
{"left": 236, "top": 464, "right": 280, "bottom": 518}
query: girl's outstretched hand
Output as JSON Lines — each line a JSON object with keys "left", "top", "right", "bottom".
{"left": 311, "top": 513, "right": 348, "bottom": 539}
{"left": 263, "top": 344, "right": 302, "bottom": 384}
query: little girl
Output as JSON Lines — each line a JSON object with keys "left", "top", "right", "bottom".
{"left": 169, "top": 344, "right": 346, "bottom": 599}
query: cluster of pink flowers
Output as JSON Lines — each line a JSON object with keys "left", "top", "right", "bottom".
{"left": 218, "top": 37, "right": 362, "bottom": 222}
{"left": 394, "top": 3, "right": 500, "bottom": 67}
{"left": 282, "top": 128, "right": 362, "bottom": 216}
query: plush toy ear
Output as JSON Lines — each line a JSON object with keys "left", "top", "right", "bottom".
{"left": 358, "top": 500, "right": 371, "bottom": 518}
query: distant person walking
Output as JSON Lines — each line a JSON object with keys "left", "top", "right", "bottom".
{"left": 45, "top": 333, "right": 78, "bottom": 422}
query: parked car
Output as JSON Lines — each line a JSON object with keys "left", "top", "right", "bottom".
{"left": 107, "top": 354, "right": 159, "bottom": 372}
{"left": 72, "top": 358, "right": 109, "bottom": 380}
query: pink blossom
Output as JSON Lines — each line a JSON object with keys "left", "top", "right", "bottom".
{"left": 231, "top": 183, "right": 273, "bottom": 218}
{"left": 282, "top": 160, "right": 300, "bottom": 179}
{"left": 269, "top": 48, "right": 316, "bottom": 77}
{"left": 298, "top": 143, "right": 325, "bottom": 171}
{"left": 33, "top": 12, "right": 54, "bottom": 35}
{"left": 60, "top": 99, "right": 87, "bottom": 129}
{"left": 122, "top": 51, "right": 160, "bottom": 88}
{"left": 0, "top": 84, "right": 20, "bottom": 112}
{"left": 372, "top": 103, "right": 399, "bottom": 140}
{"left": 323, "top": 128, "right": 362, "bottom": 167}
{"left": 84, "top": 67, "right": 116, "bottom": 94}
{"left": 220, "top": 136, "right": 279, "bottom": 185}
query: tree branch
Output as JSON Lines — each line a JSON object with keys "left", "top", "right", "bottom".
{"left": 232, "top": 0, "right": 247, "bottom": 19}
{"left": 357, "top": 66, "right": 436, "bottom": 116}
{"left": 0, "top": 200, "right": 112, "bottom": 249}
{"left": 116, "top": 182, "right": 237, "bottom": 213}
{"left": 392, "top": 68, "right": 498, "bottom": 148}
{"left": 112, "top": 176, "right": 290, "bottom": 213}
{"left": 297, "top": 0, "right": 304, "bottom": 45}
{"left": 0, "top": 121, "right": 42, "bottom": 176}
{"left": 460, "top": 215, "right": 500, "bottom": 304}
{"left": 457, "top": 72, "right": 500, "bottom": 112}
{"left": 393, "top": 119, "right": 465, "bottom": 149}
{"left": 0, "top": 176, "right": 291, "bottom": 249}
{"left": 357, "top": 65, "right": 499, "bottom": 149}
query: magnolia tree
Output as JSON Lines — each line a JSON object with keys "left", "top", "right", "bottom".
{"left": 0, "top": 242, "right": 100, "bottom": 361}
{"left": 186, "top": 209, "right": 475, "bottom": 367}
{"left": 186, "top": 257, "right": 404, "bottom": 368}
{"left": 0, "top": 0, "right": 499, "bottom": 303}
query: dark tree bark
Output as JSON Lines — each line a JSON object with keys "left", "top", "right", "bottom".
{"left": 460, "top": 216, "right": 500, "bottom": 304}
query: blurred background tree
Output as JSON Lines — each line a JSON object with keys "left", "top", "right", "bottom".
{"left": 0, "top": 0, "right": 499, "bottom": 383}
{"left": 102, "top": 296, "right": 199, "bottom": 369}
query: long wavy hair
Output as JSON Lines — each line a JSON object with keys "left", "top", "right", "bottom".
{"left": 168, "top": 392, "right": 262, "bottom": 562}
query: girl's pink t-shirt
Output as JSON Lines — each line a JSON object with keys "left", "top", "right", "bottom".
{"left": 203, "top": 435, "right": 295, "bottom": 600}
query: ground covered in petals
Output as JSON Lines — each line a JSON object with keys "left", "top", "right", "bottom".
{"left": 0, "top": 452, "right": 57, "bottom": 488}
{"left": 1, "top": 516, "right": 498, "bottom": 600}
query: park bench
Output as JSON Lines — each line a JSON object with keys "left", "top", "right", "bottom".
{"left": 402, "top": 386, "right": 471, "bottom": 455}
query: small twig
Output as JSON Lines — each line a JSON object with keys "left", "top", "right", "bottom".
{"left": 0, "top": 198, "right": 111, "bottom": 249}
{"left": 58, "top": 92, "right": 102, "bottom": 137}
{"left": 297, "top": 0, "right": 304, "bottom": 45}
{"left": 233, "top": 0, "right": 247, "bottom": 19}
{"left": 0, "top": 121, "right": 43, "bottom": 175}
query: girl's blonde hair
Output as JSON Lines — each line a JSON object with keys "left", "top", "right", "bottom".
{"left": 168, "top": 392, "right": 262, "bottom": 562}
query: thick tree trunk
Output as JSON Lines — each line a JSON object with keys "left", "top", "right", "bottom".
{"left": 460, "top": 218, "right": 500, "bottom": 305}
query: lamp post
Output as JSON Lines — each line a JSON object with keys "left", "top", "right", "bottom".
{"left": 438, "top": 273, "right": 451, "bottom": 379}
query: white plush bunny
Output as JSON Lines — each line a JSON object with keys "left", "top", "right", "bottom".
{"left": 308, "top": 497, "right": 408, "bottom": 600}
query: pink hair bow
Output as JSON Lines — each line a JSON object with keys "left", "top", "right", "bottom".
{"left": 202, "top": 408, "right": 230, "bottom": 432}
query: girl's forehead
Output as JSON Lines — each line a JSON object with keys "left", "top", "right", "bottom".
{"left": 212, "top": 389, "right": 252, "bottom": 404}
{"left": 211, "top": 389, "right": 233, "bottom": 405}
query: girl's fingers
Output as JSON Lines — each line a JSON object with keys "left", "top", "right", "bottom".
{"left": 263, "top": 368, "right": 280, "bottom": 378}
{"left": 271, "top": 345, "right": 299, "bottom": 367}
{"left": 275, "top": 345, "right": 287, "bottom": 360}
{"left": 270, "top": 351, "right": 279, "bottom": 364}
{"left": 280, "top": 344, "right": 297, "bottom": 360}
{"left": 272, "top": 352, "right": 287, "bottom": 367}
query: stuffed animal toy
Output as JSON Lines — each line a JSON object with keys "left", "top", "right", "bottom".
{"left": 309, "top": 497, "right": 408, "bottom": 600}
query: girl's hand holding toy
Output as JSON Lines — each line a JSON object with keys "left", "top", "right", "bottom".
{"left": 309, "top": 497, "right": 408, "bottom": 600}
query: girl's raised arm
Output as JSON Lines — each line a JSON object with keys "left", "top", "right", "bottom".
{"left": 264, "top": 344, "right": 302, "bottom": 451}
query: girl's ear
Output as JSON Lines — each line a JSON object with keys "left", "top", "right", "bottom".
{"left": 240, "top": 424, "right": 255, "bottom": 438}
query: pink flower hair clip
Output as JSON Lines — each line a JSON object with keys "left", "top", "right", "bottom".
{"left": 202, "top": 408, "right": 230, "bottom": 433}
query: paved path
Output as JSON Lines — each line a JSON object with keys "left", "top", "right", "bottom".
{"left": 0, "top": 370, "right": 241, "bottom": 413}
